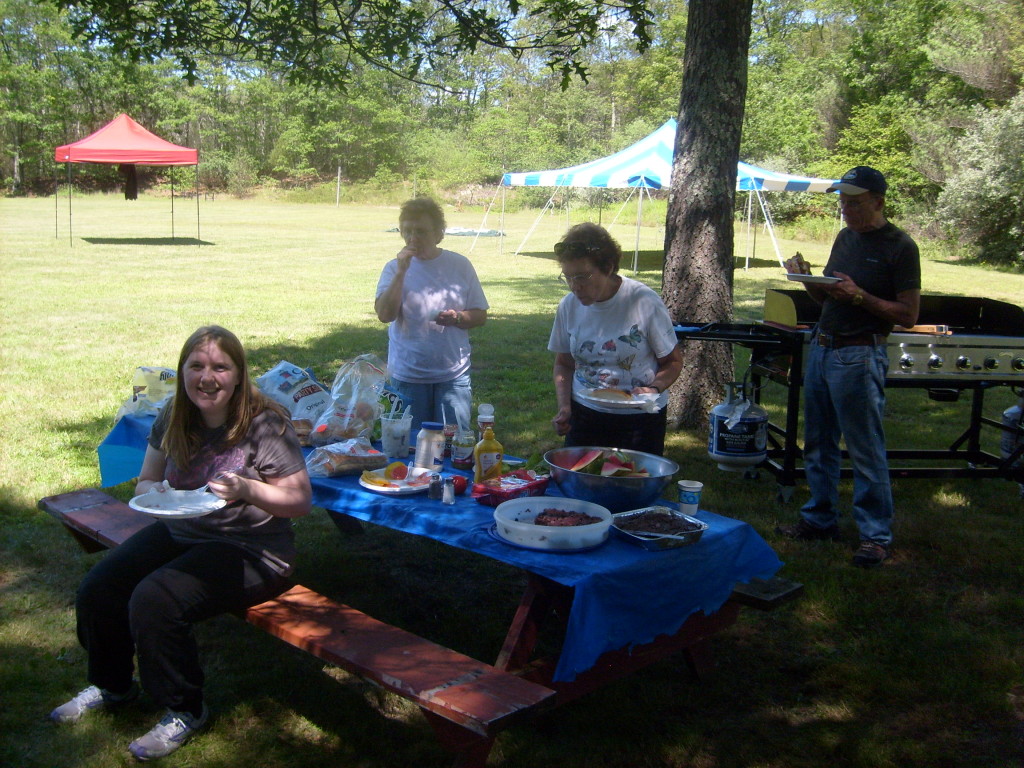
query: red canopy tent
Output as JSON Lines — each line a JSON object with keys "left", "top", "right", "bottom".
{"left": 54, "top": 114, "right": 200, "bottom": 243}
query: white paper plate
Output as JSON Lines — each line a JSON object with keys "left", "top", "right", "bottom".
{"left": 786, "top": 273, "right": 841, "bottom": 285}
{"left": 129, "top": 489, "right": 227, "bottom": 518}
{"left": 578, "top": 388, "right": 655, "bottom": 410}
{"left": 358, "top": 465, "right": 433, "bottom": 495}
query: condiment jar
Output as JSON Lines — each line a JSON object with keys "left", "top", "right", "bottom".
{"left": 473, "top": 426, "right": 503, "bottom": 483}
{"left": 427, "top": 474, "right": 443, "bottom": 500}
{"left": 414, "top": 422, "right": 445, "bottom": 470}
{"left": 451, "top": 428, "right": 476, "bottom": 470}
{"left": 477, "top": 403, "right": 495, "bottom": 441}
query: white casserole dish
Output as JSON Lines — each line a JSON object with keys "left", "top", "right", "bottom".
{"left": 492, "top": 496, "right": 612, "bottom": 551}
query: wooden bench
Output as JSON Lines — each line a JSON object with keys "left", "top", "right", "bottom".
{"left": 38, "top": 489, "right": 555, "bottom": 767}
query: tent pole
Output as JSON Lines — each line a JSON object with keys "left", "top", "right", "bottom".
{"left": 754, "top": 189, "right": 784, "bottom": 267}
{"left": 610, "top": 187, "right": 636, "bottom": 229}
{"left": 515, "top": 192, "right": 555, "bottom": 256}
{"left": 195, "top": 163, "right": 201, "bottom": 245}
{"left": 68, "top": 163, "right": 73, "bottom": 246}
{"left": 500, "top": 185, "right": 506, "bottom": 260}
{"left": 633, "top": 187, "right": 643, "bottom": 274}
{"left": 170, "top": 167, "right": 176, "bottom": 241}
{"left": 745, "top": 190, "right": 753, "bottom": 270}
{"left": 54, "top": 164, "right": 59, "bottom": 239}
{"left": 471, "top": 182, "right": 503, "bottom": 253}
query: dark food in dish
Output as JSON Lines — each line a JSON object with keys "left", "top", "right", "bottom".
{"left": 534, "top": 508, "right": 603, "bottom": 526}
{"left": 616, "top": 509, "right": 702, "bottom": 535}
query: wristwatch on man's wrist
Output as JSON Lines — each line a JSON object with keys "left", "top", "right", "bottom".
{"left": 852, "top": 292, "right": 864, "bottom": 306}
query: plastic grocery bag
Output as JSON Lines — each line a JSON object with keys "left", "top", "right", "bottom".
{"left": 114, "top": 366, "right": 176, "bottom": 422}
{"left": 256, "top": 361, "right": 332, "bottom": 421}
{"left": 305, "top": 438, "right": 387, "bottom": 477}
{"left": 310, "top": 354, "right": 387, "bottom": 446}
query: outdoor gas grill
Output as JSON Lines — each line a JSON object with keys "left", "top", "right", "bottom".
{"left": 676, "top": 290, "right": 1024, "bottom": 501}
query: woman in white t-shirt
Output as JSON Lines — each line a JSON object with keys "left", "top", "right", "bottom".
{"left": 548, "top": 223, "right": 683, "bottom": 455}
{"left": 375, "top": 197, "right": 489, "bottom": 431}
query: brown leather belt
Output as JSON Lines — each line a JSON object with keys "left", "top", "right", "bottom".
{"left": 816, "top": 332, "right": 888, "bottom": 348}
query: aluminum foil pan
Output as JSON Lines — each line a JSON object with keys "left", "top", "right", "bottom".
{"left": 611, "top": 506, "right": 708, "bottom": 550}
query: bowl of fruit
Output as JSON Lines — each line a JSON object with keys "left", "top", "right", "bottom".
{"left": 543, "top": 447, "right": 679, "bottom": 513}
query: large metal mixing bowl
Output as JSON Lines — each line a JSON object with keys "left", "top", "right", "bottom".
{"left": 543, "top": 446, "right": 680, "bottom": 513}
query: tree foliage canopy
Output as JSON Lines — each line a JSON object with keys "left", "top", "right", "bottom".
{"left": 6, "top": 0, "right": 1024, "bottom": 265}
{"left": 50, "top": 0, "right": 653, "bottom": 88}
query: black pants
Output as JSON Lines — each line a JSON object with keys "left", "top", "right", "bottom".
{"left": 75, "top": 523, "right": 289, "bottom": 714}
{"left": 566, "top": 399, "right": 669, "bottom": 456}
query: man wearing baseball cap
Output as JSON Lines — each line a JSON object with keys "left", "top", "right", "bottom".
{"left": 778, "top": 166, "right": 921, "bottom": 567}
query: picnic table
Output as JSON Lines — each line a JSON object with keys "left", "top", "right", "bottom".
{"left": 89, "top": 413, "right": 790, "bottom": 760}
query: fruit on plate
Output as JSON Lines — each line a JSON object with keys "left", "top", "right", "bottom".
{"left": 588, "top": 388, "right": 633, "bottom": 401}
{"left": 383, "top": 461, "right": 408, "bottom": 481}
{"left": 571, "top": 449, "right": 649, "bottom": 477}
{"left": 360, "top": 470, "right": 397, "bottom": 488}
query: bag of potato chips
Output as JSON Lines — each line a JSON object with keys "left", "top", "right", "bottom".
{"left": 256, "top": 361, "right": 331, "bottom": 421}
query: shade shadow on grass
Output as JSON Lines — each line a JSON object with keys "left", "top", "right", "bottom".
{"left": 81, "top": 237, "right": 214, "bottom": 246}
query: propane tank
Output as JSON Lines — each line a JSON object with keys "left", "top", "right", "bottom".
{"left": 1000, "top": 395, "right": 1024, "bottom": 497}
{"left": 1000, "top": 397, "right": 1024, "bottom": 463}
{"left": 708, "top": 382, "right": 768, "bottom": 471}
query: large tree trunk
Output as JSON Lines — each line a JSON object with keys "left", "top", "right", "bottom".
{"left": 663, "top": 0, "right": 753, "bottom": 430}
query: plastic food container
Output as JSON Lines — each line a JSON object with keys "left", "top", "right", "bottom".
{"left": 492, "top": 496, "right": 612, "bottom": 550}
{"left": 471, "top": 469, "right": 549, "bottom": 507}
{"left": 611, "top": 506, "right": 708, "bottom": 550}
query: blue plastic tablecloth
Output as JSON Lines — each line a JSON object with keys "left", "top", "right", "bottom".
{"left": 99, "top": 414, "right": 783, "bottom": 682}
{"left": 98, "top": 414, "right": 155, "bottom": 487}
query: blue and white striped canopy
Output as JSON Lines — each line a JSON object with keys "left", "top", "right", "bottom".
{"left": 501, "top": 119, "right": 835, "bottom": 193}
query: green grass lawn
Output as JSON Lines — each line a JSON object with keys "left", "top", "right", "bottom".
{"left": 2, "top": 194, "right": 1023, "bottom": 767}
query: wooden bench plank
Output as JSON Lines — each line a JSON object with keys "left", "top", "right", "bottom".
{"left": 38, "top": 489, "right": 555, "bottom": 747}
{"left": 247, "top": 585, "right": 552, "bottom": 736}
{"left": 39, "top": 489, "right": 154, "bottom": 551}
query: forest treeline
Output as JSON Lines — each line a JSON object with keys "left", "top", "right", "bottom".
{"left": 3, "top": 0, "right": 1024, "bottom": 266}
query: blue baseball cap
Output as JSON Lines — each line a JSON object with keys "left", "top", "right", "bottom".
{"left": 827, "top": 166, "right": 888, "bottom": 195}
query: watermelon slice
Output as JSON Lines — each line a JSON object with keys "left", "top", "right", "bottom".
{"left": 569, "top": 449, "right": 604, "bottom": 472}
{"left": 600, "top": 460, "right": 626, "bottom": 476}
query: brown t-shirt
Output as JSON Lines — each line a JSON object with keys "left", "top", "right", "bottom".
{"left": 148, "top": 404, "right": 306, "bottom": 575}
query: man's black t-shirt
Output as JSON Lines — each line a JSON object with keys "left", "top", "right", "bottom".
{"left": 819, "top": 222, "right": 921, "bottom": 336}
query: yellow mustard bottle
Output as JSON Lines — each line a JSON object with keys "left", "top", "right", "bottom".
{"left": 473, "top": 427, "right": 503, "bottom": 483}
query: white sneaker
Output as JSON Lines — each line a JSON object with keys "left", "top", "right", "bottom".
{"left": 128, "top": 704, "right": 209, "bottom": 761}
{"left": 49, "top": 682, "right": 139, "bottom": 724}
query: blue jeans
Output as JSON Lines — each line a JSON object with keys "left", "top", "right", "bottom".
{"left": 801, "top": 341, "right": 894, "bottom": 545}
{"left": 391, "top": 371, "right": 472, "bottom": 433}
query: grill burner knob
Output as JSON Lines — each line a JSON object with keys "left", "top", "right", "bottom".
{"left": 1014, "top": 358, "right": 1024, "bottom": 372}
{"left": 984, "top": 357, "right": 999, "bottom": 370}
{"left": 928, "top": 354, "right": 943, "bottom": 370}
{"left": 955, "top": 355, "right": 972, "bottom": 370}
{"left": 898, "top": 343, "right": 914, "bottom": 370}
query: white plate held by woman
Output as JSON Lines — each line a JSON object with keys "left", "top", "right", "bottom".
{"left": 578, "top": 388, "right": 656, "bottom": 410}
{"left": 129, "top": 489, "right": 228, "bottom": 518}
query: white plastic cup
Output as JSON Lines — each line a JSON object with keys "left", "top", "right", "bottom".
{"left": 677, "top": 480, "right": 704, "bottom": 516}
{"left": 380, "top": 413, "right": 412, "bottom": 458}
